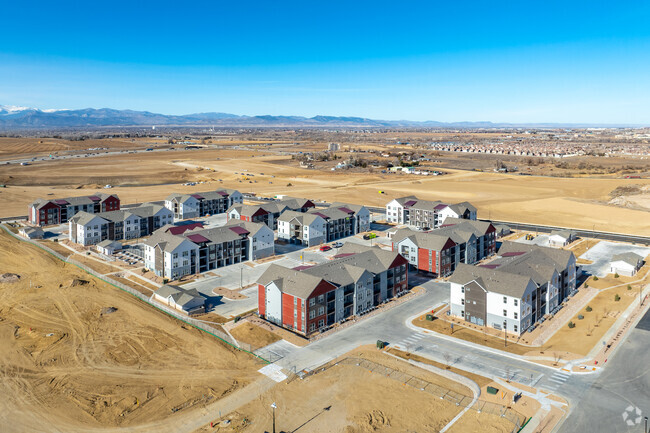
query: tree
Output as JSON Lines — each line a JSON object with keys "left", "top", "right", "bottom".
{"left": 443, "top": 352, "right": 453, "bottom": 369}
{"left": 553, "top": 352, "right": 562, "bottom": 366}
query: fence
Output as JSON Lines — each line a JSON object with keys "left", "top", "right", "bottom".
{"left": 0, "top": 224, "right": 263, "bottom": 362}
{"left": 300, "top": 357, "right": 526, "bottom": 432}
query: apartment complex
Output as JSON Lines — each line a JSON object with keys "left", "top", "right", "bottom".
{"left": 385, "top": 196, "right": 476, "bottom": 228}
{"left": 257, "top": 244, "right": 408, "bottom": 336}
{"left": 68, "top": 203, "right": 173, "bottom": 246}
{"left": 143, "top": 220, "right": 273, "bottom": 279}
{"left": 227, "top": 197, "right": 315, "bottom": 230}
{"left": 29, "top": 193, "right": 120, "bottom": 226}
{"left": 165, "top": 189, "right": 242, "bottom": 220}
{"left": 391, "top": 218, "right": 496, "bottom": 276}
{"left": 449, "top": 241, "right": 577, "bottom": 335}
{"left": 277, "top": 203, "right": 370, "bottom": 246}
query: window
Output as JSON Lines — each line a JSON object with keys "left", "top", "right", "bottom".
{"left": 318, "top": 295, "right": 324, "bottom": 303}
{"left": 514, "top": 299, "right": 518, "bottom": 306}
{"left": 182, "top": 251, "right": 188, "bottom": 257}
{"left": 514, "top": 312, "right": 518, "bottom": 319}
{"left": 318, "top": 306, "right": 324, "bottom": 316}
{"left": 309, "top": 298, "right": 315, "bottom": 307}
{"left": 309, "top": 310, "right": 315, "bottom": 319}
{"left": 503, "top": 309, "right": 507, "bottom": 316}
{"left": 310, "top": 323, "right": 316, "bottom": 332}
{"left": 318, "top": 319, "right": 325, "bottom": 328}
{"left": 173, "top": 253, "right": 178, "bottom": 259}
{"left": 503, "top": 296, "right": 507, "bottom": 304}
{"left": 514, "top": 325, "right": 518, "bottom": 333}
{"left": 461, "top": 299, "right": 465, "bottom": 305}
{"left": 461, "top": 287, "right": 465, "bottom": 294}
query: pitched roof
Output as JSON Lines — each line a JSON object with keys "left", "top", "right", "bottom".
{"left": 166, "top": 189, "right": 240, "bottom": 203}
{"left": 611, "top": 252, "right": 644, "bottom": 266}
{"left": 449, "top": 263, "right": 534, "bottom": 298}
{"left": 258, "top": 244, "right": 405, "bottom": 298}
{"left": 129, "top": 203, "right": 168, "bottom": 218}
{"left": 392, "top": 228, "right": 456, "bottom": 251}
{"left": 498, "top": 241, "right": 574, "bottom": 270}
{"left": 155, "top": 284, "right": 204, "bottom": 307}
{"left": 96, "top": 239, "right": 122, "bottom": 249}
{"left": 69, "top": 211, "right": 108, "bottom": 226}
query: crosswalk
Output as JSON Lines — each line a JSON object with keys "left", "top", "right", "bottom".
{"left": 544, "top": 370, "right": 571, "bottom": 391}
{"left": 395, "top": 332, "right": 435, "bottom": 350}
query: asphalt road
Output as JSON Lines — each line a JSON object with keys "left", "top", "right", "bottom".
{"left": 559, "top": 307, "right": 650, "bottom": 433}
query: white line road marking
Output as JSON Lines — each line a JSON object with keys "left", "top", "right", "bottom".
{"left": 548, "top": 377, "right": 567, "bottom": 385}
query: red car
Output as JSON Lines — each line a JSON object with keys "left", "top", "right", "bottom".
{"left": 319, "top": 245, "right": 331, "bottom": 251}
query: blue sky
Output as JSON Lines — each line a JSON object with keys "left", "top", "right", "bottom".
{"left": 1, "top": 1, "right": 650, "bottom": 123}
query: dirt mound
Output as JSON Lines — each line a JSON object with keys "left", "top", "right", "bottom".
{"left": 70, "top": 278, "right": 90, "bottom": 287}
{"left": 0, "top": 273, "right": 20, "bottom": 283}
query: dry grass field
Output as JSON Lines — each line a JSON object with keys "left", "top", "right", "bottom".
{"left": 1, "top": 139, "right": 649, "bottom": 235}
{"left": 194, "top": 347, "right": 518, "bottom": 433}
{"left": 0, "top": 230, "right": 262, "bottom": 433}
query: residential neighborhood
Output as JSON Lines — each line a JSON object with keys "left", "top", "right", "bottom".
{"left": 164, "top": 188, "right": 243, "bottom": 220}
{"left": 385, "top": 195, "right": 477, "bottom": 228}
{"left": 449, "top": 241, "right": 577, "bottom": 334}
{"left": 257, "top": 243, "right": 408, "bottom": 336}
{"left": 29, "top": 193, "right": 120, "bottom": 226}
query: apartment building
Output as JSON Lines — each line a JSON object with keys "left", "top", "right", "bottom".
{"left": 277, "top": 203, "right": 370, "bottom": 246}
{"left": 143, "top": 221, "right": 273, "bottom": 279}
{"left": 391, "top": 219, "right": 496, "bottom": 276}
{"left": 165, "top": 189, "right": 243, "bottom": 220}
{"left": 449, "top": 241, "right": 577, "bottom": 335}
{"left": 257, "top": 244, "right": 408, "bottom": 336}
{"left": 29, "top": 193, "right": 120, "bottom": 226}
{"left": 385, "top": 196, "right": 476, "bottom": 228}
{"left": 68, "top": 203, "right": 173, "bottom": 246}
{"left": 227, "top": 197, "right": 315, "bottom": 230}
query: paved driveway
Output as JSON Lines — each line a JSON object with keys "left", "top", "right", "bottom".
{"left": 580, "top": 241, "right": 650, "bottom": 277}
{"left": 513, "top": 234, "right": 551, "bottom": 247}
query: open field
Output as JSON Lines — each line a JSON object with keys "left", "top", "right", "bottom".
{"left": 194, "top": 347, "right": 518, "bottom": 433}
{"left": 1, "top": 142, "right": 649, "bottom": 235}
{"left": 0, "top": 229, "right": 261, "bottom": 432}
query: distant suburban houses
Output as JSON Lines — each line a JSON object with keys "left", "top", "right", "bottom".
{"left": 257, "top": 244, "right": 408, "bottom": 336}
{"left": 165, "top": 189, "right": 242, "bottom": 220}
{"left": 29, "top": 193, "right": 120, "bottom": 226}
{"left": 385, "top": 196, "right": 477, "bottom": 229}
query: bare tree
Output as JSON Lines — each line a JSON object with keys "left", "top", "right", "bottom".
{"left": 553, "top": 352, "right": 562, "bottom": 366}
{"left": 443, "top": 352, "right": 453, "bottom": 369}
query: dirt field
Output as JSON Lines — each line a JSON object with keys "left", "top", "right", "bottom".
{"left": 229, "top": 321, "right": 281, "bottom": 351}
{"left": 194, "top": 347, "right": 516, "bottom": 433}
{"left": 1, "top": 141, "right": 649, "bottom": 235}
{"left": 0, "top": 229, "right": 262, "bottom": 432}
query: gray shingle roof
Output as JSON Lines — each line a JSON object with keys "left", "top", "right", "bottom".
{"left": 498, "top": 241, "right": 575, "bottom": 270}
{"left": 69, "top": 211, "right": 108, "bottom": 226}
{"left": 611, "top": 252, "right": 644, "bottom": 266}
{"left": 449, "top": 263, "right": 534, "bottom": 298}
{"left": 155, "top": 284, "right": 204, "bottom": 307}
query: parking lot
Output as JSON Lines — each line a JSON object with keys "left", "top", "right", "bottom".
{"left": 579, "top": 240, "right": 650, "bottom": 277}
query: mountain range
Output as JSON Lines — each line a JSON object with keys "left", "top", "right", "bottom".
{"left": 0, "top": 105, "right": 637, "bottom": 129}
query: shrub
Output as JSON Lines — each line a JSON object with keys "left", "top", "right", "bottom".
{"left": 615, "top": 294, "right": 621, "bottom": 302}
{"left": 584, "top": 283, "right": 589, "bottom": 288}
{"left": 568, "top": 321, "right": 576, "bottom": 329}
{"left": 425, "top": 314, "right": 434, "bottom": 321}
{"left": 286, "top": 183, "right": 293, "bottom": 187}
{"left": 593, "top": 276, "right": 599, "bottom": 281}
{"left": 614, "top": 273, "right": 620, "bottom": 278}
{"left": 578, "top": 315, "right": 584, "bottom": 320}
{"left": 627, "top": 284, "right": 632, "bottom": 291}
{"left": 586, "top": 305, "right": 592, "bottom": 312}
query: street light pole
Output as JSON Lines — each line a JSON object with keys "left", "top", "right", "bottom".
{"left": 271, "top": 402, "right": 277, "bottom": 433}
{"left": 644, "top": 415, "right": 648, "bottom": 433}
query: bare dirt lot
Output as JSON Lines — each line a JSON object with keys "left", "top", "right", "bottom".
{"left": 0, "top": 229, "right": 261, "bottom": 433}
{"left": 193, "top": 347, "right": 518, "bottom": 433}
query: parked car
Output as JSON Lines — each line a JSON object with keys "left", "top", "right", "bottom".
{"left": 319, "top": 245, "right": 331, "bottom": 251}
{"left": 332, "top": 242, "right": 343, "bottom": 248}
